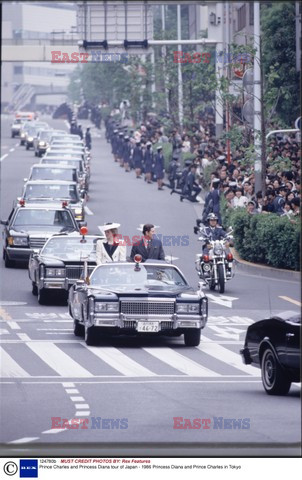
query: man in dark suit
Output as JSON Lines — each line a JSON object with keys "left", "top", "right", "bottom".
{"left": 130, "top": 224, "right": 165, "bottom": 262}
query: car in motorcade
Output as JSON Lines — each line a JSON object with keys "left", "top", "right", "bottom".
{"left": 24, "top": 122, "right": 49, "bottom": 150}
{"left": 240, "top": 311, "right": 301, "bottom": 395}
{"left": 68, "top": 257, "right": 209, "bottom": 347}
{"left": 44, "top": 148, "right": 90, "bottom": 170}
{"left": 11, "top": 118, "right": 25, "bottom": 138}
{"left": 39, "top": 156, "right": 89, "bottom": 193}
{"left": 33, "top": 129, "right": 53, "bottom": 157}
{"left": 50, "top": 133, "right": 82, "bottom": 144}
{"left": 20, "top": 121, "right": 34, "bottom": 145}
{"left": 15, "top": 111, "right": 36, "bottom": 121}
{"left": 29, "top": 230, "right": 104, "bottom": 304}
{"left": 0, "top": 201, "right": 80, "bottom": 268}
{"left": 21, "top": 179, "right": 85, "bottom": 223}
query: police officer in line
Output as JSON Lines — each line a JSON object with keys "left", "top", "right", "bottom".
{"left": 144, "top": 141, "right": 154, "bottom": 184}
{"left": 167, "top": 155, "right": 180, "bottom": 190}
{"left": 132, "top": 140, "right": 143, "bottom": 178}
{"left": 180, "top": 164, "right": 201, "bottom": 202}
{"left": 154, "top": 146, "right": 165, "bottom": 190}
{"left": 77, "top": 124, "right": 83, "bottom": 140}
{"left": 123, "top": 136, "right": 131, "bottom": 172}
{"left": 85, "top": 127, "right": 92, "bottom": 150}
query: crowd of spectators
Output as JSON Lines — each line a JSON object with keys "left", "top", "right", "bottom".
{"left": 103, "top": 104, "right": 300, "bottom": 223}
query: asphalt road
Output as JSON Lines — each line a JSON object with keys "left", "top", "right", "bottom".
{"left": 0, "top": 113, "right": 301, "bottom": 457}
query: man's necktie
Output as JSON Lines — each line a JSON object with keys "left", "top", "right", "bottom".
{"left": 147, "top": 240, "right": 151, "bottom": 253}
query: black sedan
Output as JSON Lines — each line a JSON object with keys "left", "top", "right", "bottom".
{"left": 240, "top": 312, "right": 301, "bottom": 395}
{"left": 0, "top": 201, "right": 79, "bottom": 267}
{"left": 28, "top": 231, "right": 104, "bottom": 304}
{"left": 68, "top": 258, "right": 208, "bottom": 347}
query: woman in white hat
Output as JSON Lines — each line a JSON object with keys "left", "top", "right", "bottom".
{"left": 96, "top": 223, "right": 126, "bottom": 264}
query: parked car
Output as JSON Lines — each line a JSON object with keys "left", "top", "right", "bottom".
{"left": 39, "top": 157, "right": 89, "bottom": 192}
{"left": 29, "top": 231, "right": 104, "bottom": 304}
{"left": 68, "top": 258, "right": 208, "bottom": 347}
{"left": 21, "top": 180, "right": 85, "bottom": 222}
{"left": 240, "top": 312, "right": 301, "bottom": 395}
{"left": 0, "top": 201, "right": 79, "bottom": 267}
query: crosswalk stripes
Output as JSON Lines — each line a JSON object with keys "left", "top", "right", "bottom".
{"left": 197, "top": 336, "right": 259, "bottom": 376}
{"left": 143, "top": 347, "right": 219, "bottom": 377}
{"left": 26, "top": 342, "right": 93, "bottom": 378}
{"left": 0, "top": 340, "right": 261, "bottom": 379}
{"left": 0, "top": 347, "right": 30, "bottom": 377}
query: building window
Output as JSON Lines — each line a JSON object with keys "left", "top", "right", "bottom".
{"left": 237, "top": 4, "right": 246, "bottom": 31}
{"left": 249, "top": 2, "right": 254, "bottom": 25}
{"left": 14, "top": 66, "right": 23, "bottom": 74}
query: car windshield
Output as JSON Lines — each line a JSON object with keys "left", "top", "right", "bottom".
{"left": 27, "top": 126, "right": 38, "bottom": 136}
{"left": 45, "top": 152, "right": 82, "bottom": 160}
{"left": 39, "top": 131, "right": 52, "bottom": 141}
{"left": 23, "top": 184, "right": 79, "bottom": 202}
{"left": 30, "top": 167, "right": 76, "bottom": 182}
{"left": 90, "top": 264, "right": 188, "bottom": 290}
{"left": 40, "top": 159, "right": 84, "bottom": 173}
{"left": 42, "top": 237, "right": 97, "bottom": 260}
{"left": 13, "top": 209, "right": 75, "bottom": 228}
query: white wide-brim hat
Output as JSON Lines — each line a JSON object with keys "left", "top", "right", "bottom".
{"left": 99, "top": 222, "right": 121, "bottom": 232}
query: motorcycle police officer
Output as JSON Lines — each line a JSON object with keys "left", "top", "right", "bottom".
{"left": 200, "top": 213, "right": 229, "bottom": 253}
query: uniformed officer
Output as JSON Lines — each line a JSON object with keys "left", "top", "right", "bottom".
{"left": 144, "top": 142, "right": 154, "bottom": 183}
{"left": 132, "top": 140, "right": 143, "bottom": 178}
{"left": 154, "top": 146, "right": 165, "bottom": 190}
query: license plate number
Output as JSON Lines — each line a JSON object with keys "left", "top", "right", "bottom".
{"left": 137, "top": 322, "right": 159, "bottom": 333}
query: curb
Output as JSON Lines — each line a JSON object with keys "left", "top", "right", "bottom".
{"left": 231, "top": 248, "right": 301, "bottom": 282}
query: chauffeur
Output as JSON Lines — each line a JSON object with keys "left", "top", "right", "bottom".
{"left": 96, "top": 223, "right": 127, "bottom": 264}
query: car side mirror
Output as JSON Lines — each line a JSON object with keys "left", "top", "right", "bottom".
{"left": 78, "top": 221, "right": 87, "bottom": 228}
{"left": 0, "top": 220, "right": 8, "bottom": 226}
{"left": 24, "top": 178, "right": 28, "bottom": 182}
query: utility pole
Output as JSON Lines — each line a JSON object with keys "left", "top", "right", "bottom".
{"left": 161, "top": 5, "right": 170, "bottom": 114}
{"left": 253, "top": 2, "right": 262, "bottom": 194}
{"left": 177, "top": 4, "right": 183, "bottom": 130}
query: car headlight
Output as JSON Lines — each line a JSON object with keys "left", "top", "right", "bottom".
{"left": 45, "top": 268, "right": 66, "bottom": 277}
{"left": 9, "top": 236, "right": 29, "bottom": 246}
{"left": 74, "top": 208, "right": 82, "bottom": 215}
{"left": 27, "top": 136, "right": 33, "bottom": 142}
{"left": 39, "top": 141, "right": 46, "bottom": 146}
{"left": 94, "top": 302, "right": 119, "bottom": 313}
{"left": 176, "top": 303, "right": 199, "bottom": 314}
{"left": 21, "top": 133, "right": 25, "bottom": 138}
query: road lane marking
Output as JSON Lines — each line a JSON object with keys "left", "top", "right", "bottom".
{"left": 17, "top": 333, "right": 31, "bottom": 341}
{"left": 65, "top": 389, "right": 79, "bottom": 394}
{"left": 7, "top": 321, "right": 21, "bottom": 330}
{"left": 83, "top": 345, "right": 156, "bottom": 377}
{"left": 278, "top": 296, "right": 301, "bottom": 307}
{"left": 75, "top": 411, "right": 90, "bottom": 416}
{"left": 75, "top": 403, "right": 89, "bottom": 409}
{"left": 0, "top": 154, "right": 8, "bottom": 162}
{"left": 26, "top": 342, "right": 93, "bottom": 377}
{"left": 0, "top": 347, "right": 30, "bottom": 377}
{"left": 62, "top": 382, "right": 75, "bottom": 387}
{"left": 1, "top": 379, "right": 263, "bottom": 385}
{"left": 0, "top": 329, "right": 9, "bottom": 335}
{"left": 70, "top": 396, "right": 85, "bottom": 402}
{"left": 8, "top": 437, "right": 40, "bottom": 444}
{"left": 0, "top": 301, "right": 27, "bottom": 306}
{"left": 84, "top": 206, "right": 94, "bottom": 215}
{"left": 9, "top": 148, "right": 15, "bottom": 152}
{"left": 197, "top": 336, "right": 260, "bottom": 376}
{"left": 143, "top": 347, "right": 219, "bottom": 377}
{"left": 206, "top": 294, "right": 239, "bottom": 308}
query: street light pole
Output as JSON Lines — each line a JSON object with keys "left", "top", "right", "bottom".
{"left": 253, "top": 2, "right": 262, "bottom": 194}
{"left": 177, "top": 4, "right": 183, "bottom": 130}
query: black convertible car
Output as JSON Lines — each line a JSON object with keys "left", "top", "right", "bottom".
{"left": 240, "top": 312, "right": 301, "bottom": 395}
{"left": 68, "top": 258, "right": 208, "bottom": 347}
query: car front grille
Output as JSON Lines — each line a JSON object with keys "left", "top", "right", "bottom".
{"left": 29, "top": 237, "right": 48, "bottom": 249}
{"left": 66, "top": 265, "right": 95, "bottom": 280}
{"left": 121, "top": 300, "right": 175, "bottom": 316}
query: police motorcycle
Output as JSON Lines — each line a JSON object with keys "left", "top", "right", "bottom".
{"left": 194, "top": 215, "right": 234, "bottom": 294}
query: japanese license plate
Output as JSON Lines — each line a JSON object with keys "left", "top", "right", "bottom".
{"left": 137, "top": 321, "right": 159, "bottom": 333}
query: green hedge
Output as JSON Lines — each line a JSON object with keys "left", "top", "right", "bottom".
{"left": 220, "top": 197, "right": 300, "bottom": 271}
